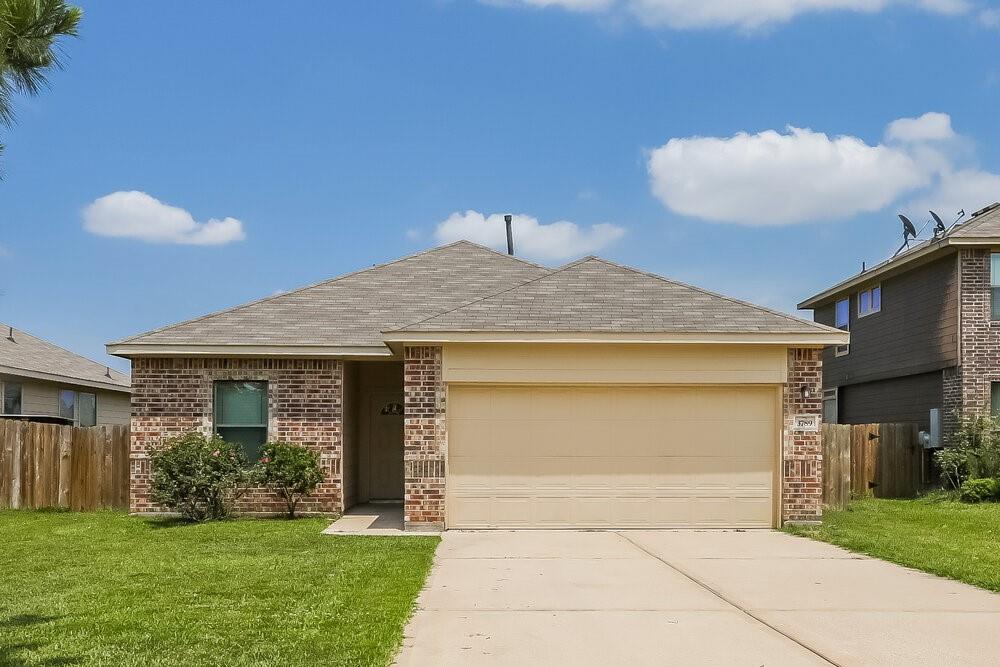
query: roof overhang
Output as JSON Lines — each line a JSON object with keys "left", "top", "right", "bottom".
{"left": 797, "top": 237, "right": 1000, "bottom": 310}
{"left": 0, "top": 364, "right": 131, "bottom": 393}
{"left": 382, "top": 330, "right": 850, "bottom": 347}
{"left": 105, "top": 343, "right": 395, "bottom": 359}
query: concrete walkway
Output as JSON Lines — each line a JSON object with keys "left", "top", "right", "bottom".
{"left": 395, "top": 530, "right": 1000, "bottom": 666}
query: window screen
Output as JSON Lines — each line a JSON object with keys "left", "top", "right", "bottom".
{"left": 79, "top": 392, "right": 97, "bottom": 427}
{"left": 59, "top": 390, "right": 77, "bottom": 422}
{"left": 214, "top": 381, "right": 268, "bottom": 461}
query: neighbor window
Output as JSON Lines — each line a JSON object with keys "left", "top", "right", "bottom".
{"left": 59, "top": 389, "right": 77, "bottom": 422}
{"left": 992, "top": 254, "right": 1000, "bottom": 320}
{"left": 79, "top": 392, "right": 97, "bottom": 427}
{"left": 992, "top": 383, "right": 1000, "bottom": 417}
{"left": 2, "top": 382, "right": 21, "bottom": 414}
{"left": 835, "top": 298, "right": 850, "bottom": 356}
{"left": 858, "top": 285, "right": 881, "bottom": 317}
{"left": 214, "top": 381, "right": 268, "bottom": 462}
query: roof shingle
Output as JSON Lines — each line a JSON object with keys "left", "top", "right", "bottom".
{"left": 2, "top": 324, "right": 130, "bottom": 390}
{"left": 391, "top": 256, "right": 836, "bottom": 335}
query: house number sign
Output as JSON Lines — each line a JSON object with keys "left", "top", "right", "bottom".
{"left": 793, "top": 414, "right": 820, "bottom": 432}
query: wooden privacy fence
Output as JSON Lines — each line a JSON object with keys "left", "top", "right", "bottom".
{"left": 0, "top": 419, "right": 129, "bottom": 511}
{"left": 822, "top": 422, "right": 923, "bottom": 510}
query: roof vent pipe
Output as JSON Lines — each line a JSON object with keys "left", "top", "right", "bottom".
{"left": 503, "top": 214, "right": 514, "bottom": 256}
{"left": 6, "top": 326, "right": 13, "bottom": 342}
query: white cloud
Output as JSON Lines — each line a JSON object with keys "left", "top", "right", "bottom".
{"left": 648, "top": 112, "right": 1000, "bottom": 225}
{"left": 647, "top": 126, "right": 929, "bottom": 225}
{"left": 980, "top": 8, "right": 1000, "bottom": 27}
{"left": 489, "top": 0, "right": 971, "bottom": 30}
{"left": 885, "top": 111, "right": 956, "bottom": 143}
{"left": 432, "top": 210, "right": 625, "bottom": 261}
{"left": 82, "top": 191, "right": 246, "bottom": 246}
{"left": 908, "top": 168, "right": 1000, "bottom": 218}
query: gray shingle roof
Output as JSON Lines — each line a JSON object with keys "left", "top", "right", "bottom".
{"left": 391, "top": 256, "right": 836, "bottom": 335}
{"left": 114, "top": 242, "right": 550, "bottom": 347}
{"left": 799, "top": 201, "right": 1000, "bottom": 309}
{"left": 1, "top": 324, "right": 130, "bottom": 391}
{"left": 947, "top": 202, "right": 1000, "bottom": 237}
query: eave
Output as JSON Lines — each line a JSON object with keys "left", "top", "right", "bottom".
{"left": 0, "top": 364, "right": 131, "bottom": 393}
{"left": 381, "top": 330, "right": 850, "bottom": 347}
{"left": 106, "top": 343, "right": 395, "bottom": 359}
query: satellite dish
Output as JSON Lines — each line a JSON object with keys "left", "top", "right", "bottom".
{"left": 930, "top": 211, "right": 946, "bottom": 237}
{"left": 899, "top": 214, "right": 917, "bottom": 240}
{"left": 893, "top": 214, "right": 918, "bottom": 257}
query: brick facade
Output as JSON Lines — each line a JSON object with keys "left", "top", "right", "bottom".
{"left": 402, "top": 346, "right": 446, "bottom": 530}
{"left": 782, "top": 348, "right": 823, "bottom": 523}
{"left": 953, "top": 249, "right": 1000, "bottom": 423}
{"left": 130, "top": 357, "right": 343, "bottom": 515}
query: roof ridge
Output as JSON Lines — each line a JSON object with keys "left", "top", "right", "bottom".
{"left": 111, "top": 241, "right": 547, "bottom": 345}
{"left": 385, "top": 256, "right": 587, "bottom": 332}
{"left": 584, "top": 256, "right": 840, "bottom": 333}
{"left": 1, "top": 323, "right": 131, "bottom": 384}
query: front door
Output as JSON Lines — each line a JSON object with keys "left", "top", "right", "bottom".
{"left": 368, "top": 391, "right": 404, "bottom": 500}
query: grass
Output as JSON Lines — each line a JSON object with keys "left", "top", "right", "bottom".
{"left": 0, "top": 511, "right": 439, "bottom": 667}
{"left": 785, "top": 496, "right": 1000, "bottom": 592}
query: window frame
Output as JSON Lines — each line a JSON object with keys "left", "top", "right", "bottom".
{"left": 991, "top": 382, "right": 1000, "bottom": 418}
{"left": 2, "top": 381, "right": 22, "bottom": 415}
{"left": 834, "top": 298, "right": 850, "bottom": 357}
{"left": 991, "top": 253, "right": 1000, "bottom": 321}
{"left": 213, "top": 380, "right": 269, "bottom": 462}
{"left": 857, "top": 284, "right": 881, "bottom": 318}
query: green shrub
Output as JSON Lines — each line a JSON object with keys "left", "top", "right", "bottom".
{"left": 936, "top": 414, "right": 1000, "bottom": 490}
{"left": 259, "top": 442, "right": 325, "bottom": 518}
{"left": 149, "top": 432, "right": 256, "bottom": 521}
{"left": 959, "top": 478, "right": 1000, "bottom": 503}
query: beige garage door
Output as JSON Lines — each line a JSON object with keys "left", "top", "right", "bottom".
{"left": 447, "top": 385, "right": 777, "bottom": 529}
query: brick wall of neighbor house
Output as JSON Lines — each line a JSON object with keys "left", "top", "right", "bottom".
{"left": 130, "top": 357, "right": 343, "bottom": 515}
{"left": 782, "top": 348, "right": 823, "bottom": 523}
{"left": 403, "top": 346, "right": 446, "bottom": 530}
{"left": 954, "top": 249, "right": 1000, "bottom": 427}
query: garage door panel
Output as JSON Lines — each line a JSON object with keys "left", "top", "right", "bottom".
{"left": 490, "top": 420, "right": 532, "bottom": 458}
{"left": 447, "top": 385, "right": 776, "bottom": 529}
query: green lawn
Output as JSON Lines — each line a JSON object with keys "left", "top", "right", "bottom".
{"left": 0, "top": 511, "right": 439, "bottom": 667}
{"left": 786, "top": 497, "right": 1000, "bottom": 592}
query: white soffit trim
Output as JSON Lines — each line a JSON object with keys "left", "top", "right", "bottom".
{"left": 105, "top": 344, "right": 395, "bottom": 359}
{"left": 381, "top": 331, "right": 849, "bottom": 346}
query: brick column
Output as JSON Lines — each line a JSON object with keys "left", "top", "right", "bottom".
{"left": 782, "top": 348, "right": 823, "bottom": 524}
{"left": 403, "top": 346, "right": 446, "bottom": 530}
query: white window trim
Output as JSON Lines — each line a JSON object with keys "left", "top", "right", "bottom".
{"left": 857, "top": 284, "right": 881, "bottom": 318}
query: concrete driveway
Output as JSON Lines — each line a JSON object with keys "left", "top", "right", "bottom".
{"left": 396, "top": 530, "right": 1000, "bottom": 666}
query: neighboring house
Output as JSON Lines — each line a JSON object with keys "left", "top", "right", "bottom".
{"left": 107, "top": 241, "right": 846, "bottom": 529}
{"left": 1, "top": 324, "right": 131, "bottom": 426}
{"left": 798, "top": 202, "right": 1000, "bottom": 437}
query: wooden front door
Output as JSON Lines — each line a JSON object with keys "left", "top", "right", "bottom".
{"left": 368, "top": 391, "right": 404, "bottom": 500}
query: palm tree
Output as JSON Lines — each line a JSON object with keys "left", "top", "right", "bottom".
{"left": 0, "top": 0, "right": 82, "bottom": 161}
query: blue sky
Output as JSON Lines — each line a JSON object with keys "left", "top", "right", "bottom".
{"left": 2, "top": 0, "right": 998, "bottom": 372}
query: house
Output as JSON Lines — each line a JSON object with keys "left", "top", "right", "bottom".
{"left": 1, "top": 324, "right": 131, "bottom": 426}
{"left": 107, "top": 241, "right": 846, "bottom": 529}
{"left": 798, "top": 202, "right": 1000, "bottom": 438}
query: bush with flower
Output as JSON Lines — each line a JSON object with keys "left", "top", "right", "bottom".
{"left": 149, "top": 432, "right": 256, "bottom": 521}
{"left": 258, "top": 442, "right": 325, "bottom": 518}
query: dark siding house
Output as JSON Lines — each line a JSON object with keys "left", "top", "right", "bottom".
{"left": 799, "top": 202, "right": 1000, "bottom": 436}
